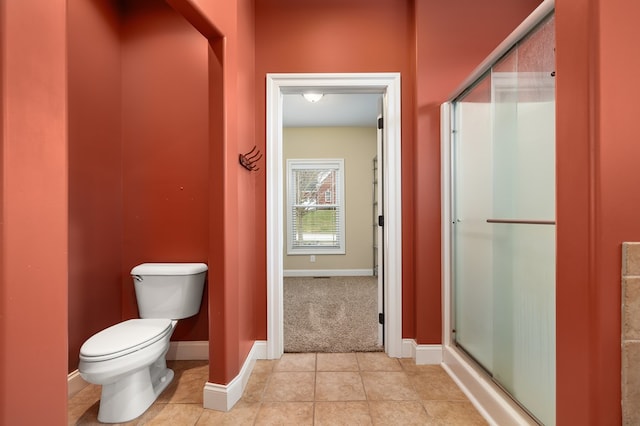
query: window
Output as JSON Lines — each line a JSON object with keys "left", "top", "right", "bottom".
{"left": 287, "top": 159, "right": 345, "bottom": 255}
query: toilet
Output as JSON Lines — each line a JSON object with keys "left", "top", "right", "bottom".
{"left": 78, "top": 262, "right": 207, "bottom": 423}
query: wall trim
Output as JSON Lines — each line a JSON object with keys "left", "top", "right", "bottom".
{"left": 267, "top": 72, "right": 403, "bottom": 360}
{"left": 402, "top": 338, "right": 415, "bottom": 358}
{"left": 416, "top": 344, "right": 443, "bottom": 365}
{"left": 402, "top": 339, "right": 443, "bottom": 365}
{"left": 203, "top": 340, "right": 267, "bottom": 412}
{"left": 283, "top": 269, "right": 373, "bottom": 277}
{"left": 167, "top": 340, "right": 209, "bottom": 360}
{"left": 68, "top": 369, "right": 89, "bottom": 398}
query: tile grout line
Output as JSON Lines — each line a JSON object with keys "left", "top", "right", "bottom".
{"left": 312, "top": 353, "right": 317, "bottom": 424}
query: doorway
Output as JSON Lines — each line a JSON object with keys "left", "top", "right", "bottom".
{"left": 282, "top": 93, "right": 381, "bottom": 353}
{"left": 266, "top": 73, "right": 402, "bottom": 359}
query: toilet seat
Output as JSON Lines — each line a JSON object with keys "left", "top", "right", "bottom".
{"left": 80, "top": 319, "right": 173, "bottom": 362}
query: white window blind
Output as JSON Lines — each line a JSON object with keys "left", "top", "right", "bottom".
{"left": 286, "top": 159, "right": 345, "bottom": 255}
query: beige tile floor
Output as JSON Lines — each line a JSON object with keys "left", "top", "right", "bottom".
{"left": 68, "top": 353, "right": 487, "bottom": 425}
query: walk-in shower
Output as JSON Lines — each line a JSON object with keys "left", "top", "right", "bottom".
{"left": 441, "top": 2, "right": 555, "bottom": 424}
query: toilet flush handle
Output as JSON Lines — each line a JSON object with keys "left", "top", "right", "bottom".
{"left": 133, "top": 275, "right": 143, "bottom": 282}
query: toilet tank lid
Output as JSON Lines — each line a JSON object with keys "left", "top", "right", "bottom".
{"left": 131, "top": 263, "right": 208, "bottom": 276}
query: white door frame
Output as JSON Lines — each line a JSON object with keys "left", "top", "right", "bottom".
{"left": 266, "top": 73, "right": 402, "bottom": 359}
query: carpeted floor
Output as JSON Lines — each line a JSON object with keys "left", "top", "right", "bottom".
{"left": 284, "top": 276, "right": 383, "bottom": 353}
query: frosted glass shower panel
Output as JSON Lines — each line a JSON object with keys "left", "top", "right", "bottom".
{"left": 452, "top": 15, "right": 556, "bottom": 426}
{"left": 453, "top": 75, "right": 494, "bottom": 372}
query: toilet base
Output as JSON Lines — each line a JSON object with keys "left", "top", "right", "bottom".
{"left": 97, "top": 363, "right": 174, "bottom": 423}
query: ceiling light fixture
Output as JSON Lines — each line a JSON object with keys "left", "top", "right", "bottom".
{"left": 302, "top": 93, "right": 323, "bottom": 103}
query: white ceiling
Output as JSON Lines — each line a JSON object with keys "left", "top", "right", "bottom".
{"left": 283, "top": 93, "right": 382, "bottom": 127}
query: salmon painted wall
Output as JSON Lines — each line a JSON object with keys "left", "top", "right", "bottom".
{"left": 555, "top": 1, "right": 593, "bottom": 422}
{"left": 0, "top": 4, "right": 5, "bottom": 415}
{"left": 254, "top": 0, "right": 540, "bottom": 343}
{"left": 594, "top": 0, "right": 640, "bottom": 420}
{"left": 205, "top": 0, "right": 258, "bottom": 385}
{"left": 254, "top": 0, "right": 417, "bottom": 337}
{"left": 556, "top": 0, "right": 640, "bottom": 422}
{"left": 120, "top": 0, "right": 210, "bottom": 341}
{"left": 0, "top": 11, "right": 4, "bottom": 413}
{"left": 67, "top": 0, "right": 123, "bottom": 373}
{"left": 180, "top": 0, "right": 260, "bottom": 384}
{"left": 235, "top": 0, "right": 262, "bottom": 366}
{"left": 0, "top": 0, "right": 68, "bottom": 423}
{"left": 413, "top": 1, "right": 541, "bottom": 343}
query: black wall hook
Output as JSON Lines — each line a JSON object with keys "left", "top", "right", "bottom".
{"left": 239, "top": 145, "right": 262, "bottom": 171}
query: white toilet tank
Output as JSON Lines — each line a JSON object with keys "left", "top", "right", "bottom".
{"left": 131, "top": 263, "right": 207, "bottom": 319}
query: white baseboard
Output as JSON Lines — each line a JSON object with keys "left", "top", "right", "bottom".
{"left": 402, "top": 339, "right": 442, "bottom": 364}
{"left": 167, "top": 340, "right": 209, "bottom": 360}
{"left": 402, "top": 338, "right": 416, "bottom": 358}
{"left": 284, "top": 269, "right": 373, "bottom": 277}
{"left": 415, "top": 344, "right": 443, "bottom": 365}
{"left": 203, "top": 340, "right": 267, "bottom": 412}
{"left": 68, "top": 369, "right": 90, "bottom": 398}
{"left": 442, "top": 345, "right": 536, "bottom": 425}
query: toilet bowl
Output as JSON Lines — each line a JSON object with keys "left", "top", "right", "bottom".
{"left": 78, "top": 263, "right": 207, "bottom": 424}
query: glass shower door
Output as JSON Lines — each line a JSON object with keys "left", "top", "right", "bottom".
{"left": 452, "top": 15, "right": 556, "bottom": 425}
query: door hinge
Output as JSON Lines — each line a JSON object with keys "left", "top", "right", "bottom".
{"left": 378, "top": 313, "right": 385, "bottom": 325}
{"left": 377, "top": 117, "right": 384, "bottom": 130}
{"left": 378, "top": 215, "right": 384, "bottom": 227}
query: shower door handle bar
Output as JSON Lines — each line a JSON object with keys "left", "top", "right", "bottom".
{"left": 486, "top": 219, "right": 556, "bottom": 225}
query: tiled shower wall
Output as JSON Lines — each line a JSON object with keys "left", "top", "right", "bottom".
{"left": 622, "top": 242, "right": 640, "bottom": 424}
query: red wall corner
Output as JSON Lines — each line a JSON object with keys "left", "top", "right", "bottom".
{"left": 120, "top": 0, "right": 210, "bottom": 341}
{"left": 67, "top": 0, "right": 123, "bottom": 373}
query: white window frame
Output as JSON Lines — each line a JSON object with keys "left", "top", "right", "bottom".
{"left": 286, "top": 158, "right": 345, "bottom": 255}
